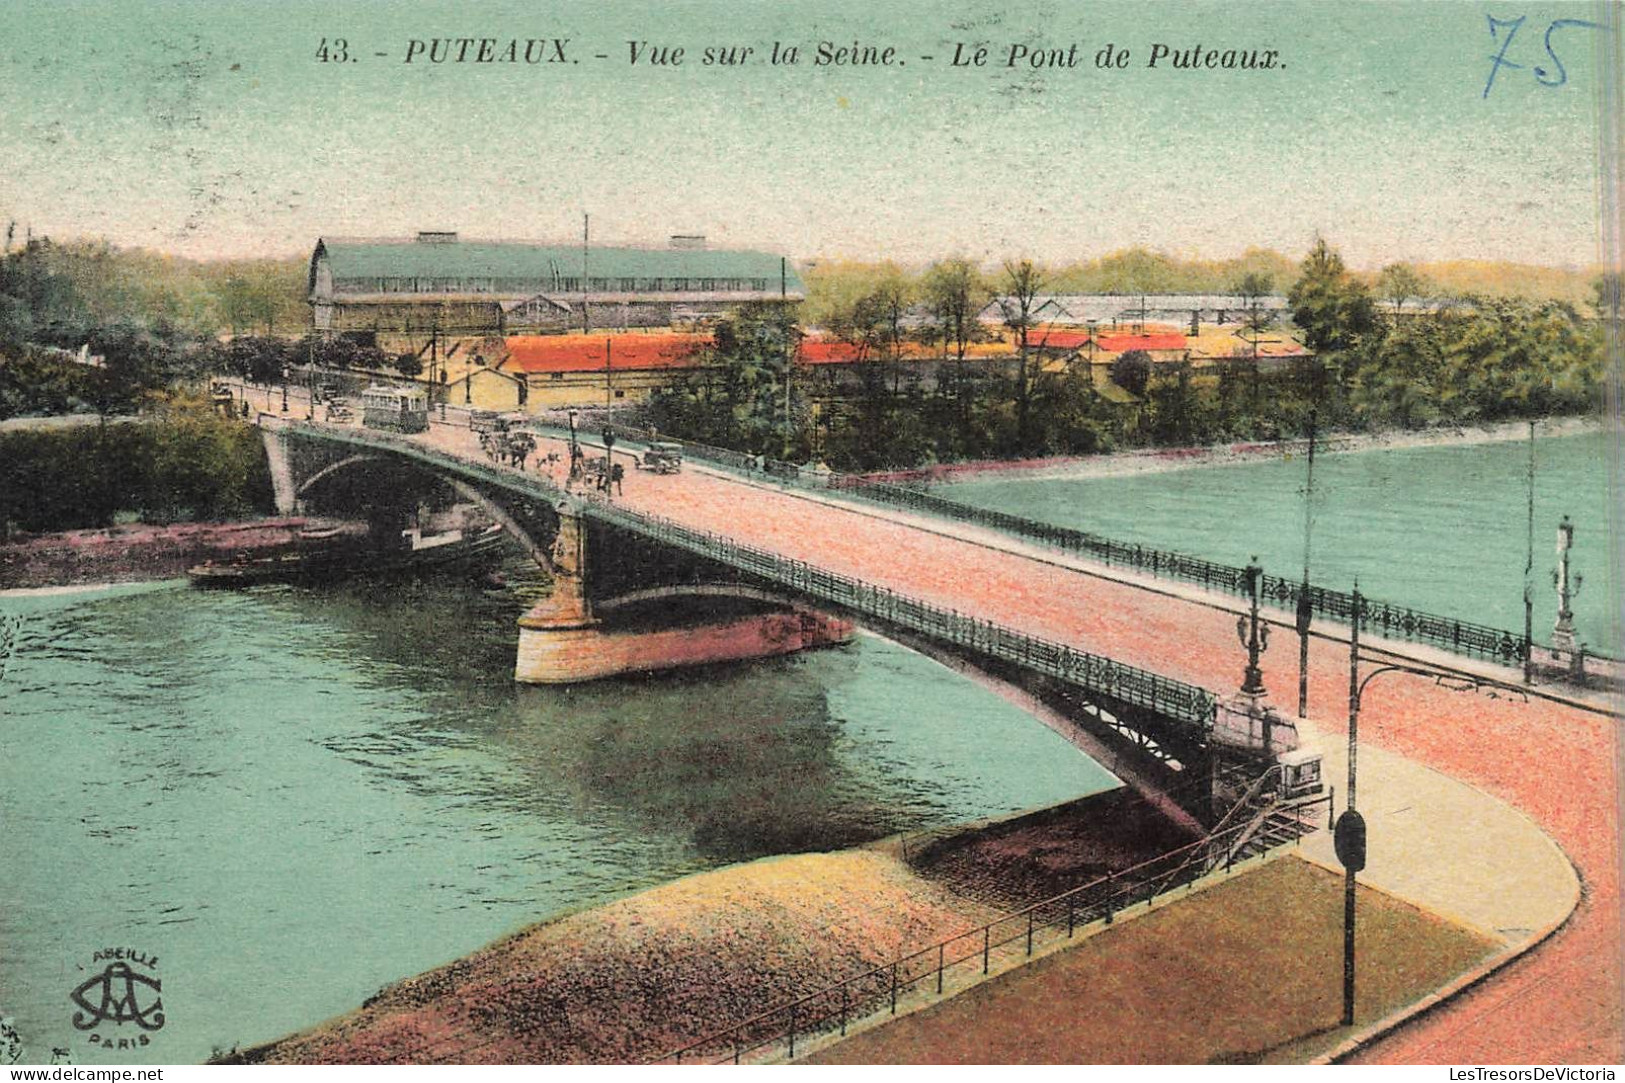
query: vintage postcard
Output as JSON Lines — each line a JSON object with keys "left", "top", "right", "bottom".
{"left": 0, "top": 0, "right": 1620, "bottom": 1069}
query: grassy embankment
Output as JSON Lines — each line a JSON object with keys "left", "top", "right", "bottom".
{"left": 809, "top": 856, "right": 1499, "bottom": 1065}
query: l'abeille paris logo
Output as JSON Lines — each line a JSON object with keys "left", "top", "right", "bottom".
{"left": 68, "top": 949, "right": 164, "bottom": 1051}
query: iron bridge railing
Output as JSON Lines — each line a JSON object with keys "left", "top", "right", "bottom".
{"left": 598, "top": 423, "right": 1532, "bottom": 668}
{"left": 582, "top": 498, "right": 1218, "bottom": 733}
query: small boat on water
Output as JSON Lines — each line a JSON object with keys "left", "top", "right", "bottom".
{"left": 188, "top": 524, "right": 506, "bottom": 587}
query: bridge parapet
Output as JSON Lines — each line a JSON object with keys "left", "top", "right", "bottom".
{"left": 592, "top": 421, "right": 1543, "bottom": 670}
{"left": 581, "top": 498, "right": 1219, "bottom": 738}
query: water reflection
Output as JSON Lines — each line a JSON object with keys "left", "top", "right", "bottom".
{"left": 0, "top": 560, "right": 1114, "bottom": 1064}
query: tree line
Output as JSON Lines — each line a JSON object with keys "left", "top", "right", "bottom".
{"left": 647, "top": 243, "right": 1615, "bottom": 471}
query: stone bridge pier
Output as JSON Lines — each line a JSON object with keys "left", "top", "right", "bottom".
{"left": 514, "top": 501, "right": 852, "bottom": 684}
{"left": 262, "top": 426, "right": 300, "bottom": 516}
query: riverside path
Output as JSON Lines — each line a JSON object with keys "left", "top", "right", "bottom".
{"left": 263, "top": 396, "right": 1623, "bottom": 1065}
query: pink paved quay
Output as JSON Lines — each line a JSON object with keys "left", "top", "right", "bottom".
{"left": 277, "top": 399, "right": 1624, "bottom": 1065}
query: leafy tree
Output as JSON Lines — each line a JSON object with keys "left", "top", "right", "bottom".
{"left": 999, "top": 259, "right": 1044, "bottom": 452}
{"left": 1145, "top": 362, "right": 1211, "bottom": 446}
{"left": 223, "top": 336, "right": 290, "bottom": 384}
{"left": 693, "top": 302, "right": 804, "bottom": 457}
{"left": 1438, "top": 297, "right": 1597, "bottom": 421}
{"left": 1376, "top": 263, "right": 1431, "bottom": 318}
{"left": 1095, "top": 248, "right": 1177, "bottom": 304}
{"left": 1288, "top": 238, "right": 1381, "bottom": 355}
{"left": 393, "top": 352, "right": 424, "bottom": 379}
{"left": 1028, "top": 364, "right": 1116, "bottom": 455}
{"left": 1109, "top": 349, "right": 1153, "bottom": 397}
{"left": 1351, "top": 317, "right": 1444, "bottom": 429}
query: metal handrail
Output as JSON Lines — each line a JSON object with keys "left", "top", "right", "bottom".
{"left": 581, "top": 497, "right": 1217, "bottom": 730}
{"left": 599, "top": 424, "right": 1541, "bottom": 668}
{"left": 654, "top": 792, "right": 1331, "bottom": 1065}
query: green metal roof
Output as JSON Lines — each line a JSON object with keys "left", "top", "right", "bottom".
{"left": 314, "top": 237, "right": 803, "bottom": 291}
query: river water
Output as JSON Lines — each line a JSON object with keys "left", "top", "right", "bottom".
{"left": 946, "top": 430, "right": 1621, "bottom": 652}
{"left": 0, "top": 565, "right": 1115, "bottom": 1065}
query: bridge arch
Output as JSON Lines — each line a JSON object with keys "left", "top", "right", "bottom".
{"left": 295, "top": 454, "right": 383, "bottom": 497}
{"left": 280, "top": 438, "right": 557, "bottom": 574}
{"left": 593, "top": 584, "right": 809, "bottom": 614}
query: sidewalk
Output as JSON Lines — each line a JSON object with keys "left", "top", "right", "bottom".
{"left": 1297, "top": 716, "right": 1577, "bottom": 949}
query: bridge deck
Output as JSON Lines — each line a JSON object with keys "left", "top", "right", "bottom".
{"left": 267, "top": 405, "right": 1620, "bottom": 1065}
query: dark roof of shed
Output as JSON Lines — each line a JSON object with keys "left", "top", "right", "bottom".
{"left": 314, "top": 237, "right": 803, "bottom": 290}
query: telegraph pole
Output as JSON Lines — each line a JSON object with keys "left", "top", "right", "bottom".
{"left": 1297, "top": 409, "right": 1317, "bottom": 718}
{"left": 1339, "top": 584, "right": 1365, "bottom": 1027}
{"left": 1523, "top": 420, "right": 1536, "bottom": 683}
{"left": 582, "top": 212, "right": 591, "bottom": 334}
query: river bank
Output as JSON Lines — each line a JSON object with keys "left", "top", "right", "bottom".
{"left": 860, "top": 415, "right": 1605, "bottom": 486}
{"left": 0, "top": 517, "right": 362, "bottom": 590}
{"left": 228, "top": 786, "right": 1192, "bottom": 1065}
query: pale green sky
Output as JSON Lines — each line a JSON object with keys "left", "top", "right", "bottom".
{"left": 0, "top": 0, "right": 1614, "bottom": 268}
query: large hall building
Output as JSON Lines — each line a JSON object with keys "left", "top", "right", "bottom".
{"left": 308, "top": 231, "right": 804, "bottom": 336}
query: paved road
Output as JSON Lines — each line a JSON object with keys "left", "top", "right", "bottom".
{"left": 308, "top": 411, "right": 1622, "bottom": 1064}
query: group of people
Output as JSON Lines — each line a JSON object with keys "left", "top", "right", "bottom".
{"left": 478, "top": 428, "right": 536, "bottom": 469}
{"left": 562, "top": 444, "right": 624, "bottom": 495}
{"left": 469, "top": 424, "right": 628, "bottom": 497}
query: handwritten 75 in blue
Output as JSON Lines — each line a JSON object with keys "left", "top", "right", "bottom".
{"left": 1483, "top": 14, "right": 1605, "bottom": 98}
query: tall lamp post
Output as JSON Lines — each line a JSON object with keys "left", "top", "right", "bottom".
{"left": 1523, "top": 420, "right": 1536, "bottom": 683}
{"left": 281, "top": 367, "right": 290, "bottom": 413}
{"left": 1337, "top": 585, "right": 1367, "bottom": 1028}
{"left": 1237, "top": 555, "right": 1270, "bottom": 696}
{"left": 1297, "top": 409, "right": 1318, "bottom": 718}
{"left": 1338, "top": 590, "right": 1489, "bottom": 1028}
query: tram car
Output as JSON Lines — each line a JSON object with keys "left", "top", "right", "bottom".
{"left": 361, "top": 385, "right": 429, "bottom": 433}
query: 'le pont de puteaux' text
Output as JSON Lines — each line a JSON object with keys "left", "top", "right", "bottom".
{"left": 948, "top": 41, "right": 1282, "bottom": 70}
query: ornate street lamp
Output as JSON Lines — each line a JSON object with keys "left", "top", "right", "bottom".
{"left": 1236, "top": 555, "right": 1270, "bottom": 696}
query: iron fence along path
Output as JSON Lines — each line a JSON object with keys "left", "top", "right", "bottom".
{"left": 595, "top": 423, "right": 1538, "bottom": 667}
